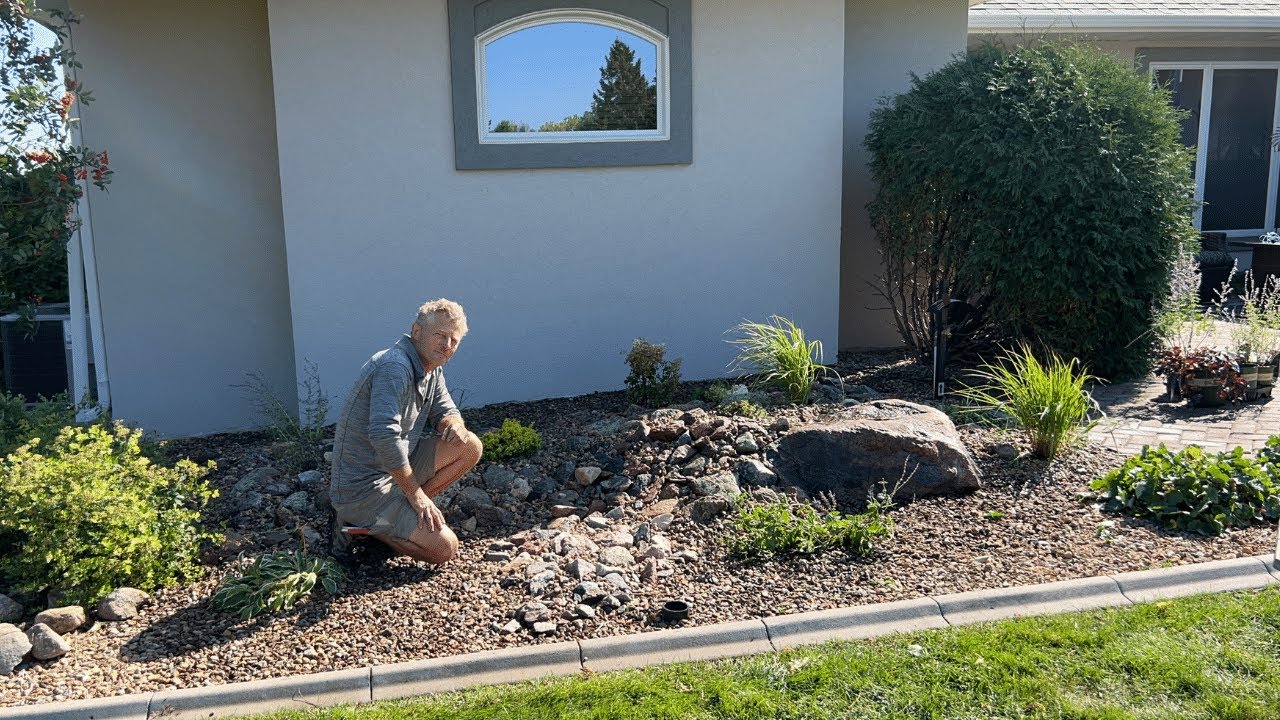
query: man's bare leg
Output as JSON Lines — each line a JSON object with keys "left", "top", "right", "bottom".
{"left": 422, "top": 432, "right": 483, "bottom": 498}
{"left": 372, "top": 433, "right": 481, "bottom": 564}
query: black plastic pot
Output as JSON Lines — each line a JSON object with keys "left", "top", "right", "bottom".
{"left": 659, "top": 599, "right": 690, "bottom": 623}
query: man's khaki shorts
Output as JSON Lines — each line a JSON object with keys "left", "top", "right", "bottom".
{"left": 333, "top": 435, "right": 437, "bottom": 541}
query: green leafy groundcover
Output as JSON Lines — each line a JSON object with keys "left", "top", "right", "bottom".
{"left": 1089, "top": 437, "right": 1280, "bottom": 535}
{"left": 0, "top": 424, "right": 219, "bottom": 606}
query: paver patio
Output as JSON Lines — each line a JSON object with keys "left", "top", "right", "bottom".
{"left": 1089, "top": 323, "right": 1278, "bottom": 456}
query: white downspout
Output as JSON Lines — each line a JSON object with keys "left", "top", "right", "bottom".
{"left": 64, "top": 25, "right": 111, "bottom": 419}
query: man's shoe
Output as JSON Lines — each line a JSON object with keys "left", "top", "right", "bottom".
{"left": 328, "top": 511, "right": 359, "bottom": 567}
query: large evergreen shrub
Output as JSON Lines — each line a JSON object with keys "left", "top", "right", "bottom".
{"left": 866, "top": 42, "right": 1198, "bottom": 379}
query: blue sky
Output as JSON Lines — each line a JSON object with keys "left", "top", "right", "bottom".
{"left": 485, "top": 22, "right": 657, "bottom": 129}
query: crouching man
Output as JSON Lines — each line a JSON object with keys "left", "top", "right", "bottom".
{"left": 329, "top": 299, "right": 482, "bottom": 564}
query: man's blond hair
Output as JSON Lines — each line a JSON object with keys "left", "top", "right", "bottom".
{"left": 415, "top": 298, "right": 468, "bottom": 336}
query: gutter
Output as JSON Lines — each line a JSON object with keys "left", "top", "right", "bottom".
{"left": 969, "top": 14, "right": 1280, "bottom": 34}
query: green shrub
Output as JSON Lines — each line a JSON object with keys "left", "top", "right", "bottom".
{"left": 0, "top": 391, "right": 83, "bottom": 458}
{"left": 237, "top": 360, "right": 329, "bottom": 473}
{"left": 0, "top": 424, "right": 219, "bottom": 605}
{"left": 727, "top": 315, "right": 825, "bottom": 404}
{"left": 211, "top": 549, "right": 343, "bottom": 620}
{"left": 1088, "top": 439, "right": 1280, "bottom": 536}
{"left": 866, "top": 41, "right": 1198, "bottom": 379}
{"left": 480, "top": 419, "right": 542, "bottom": 462}
{"left": 728, "top": 499, "right": 892, "bottom": 558}
{"left": 624, "top": 338, "right": 683, "bottom": 406}
{"left": 698, "top": 381, "right": 731, "bottom": 405}
{"left": 722, "top": 399, "right": 767, "bottom": 420}
{"left": 955, "top": 345, "right": 1098, "bottom": 459}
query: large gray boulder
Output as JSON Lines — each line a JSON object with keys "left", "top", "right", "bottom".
{"left": 0, "top": 624, "right": 30, "bottom": 675}
{"left": 770, "top": 400, "right": 980, "bottom": 503}
{"left": 0, "top": 594, "right": 21, "bottom": 624}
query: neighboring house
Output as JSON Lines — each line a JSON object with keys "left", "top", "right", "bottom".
{"left": 969, "top": 1, "right": 1280, "bottom": 242}
{"left": 46, "top": 0, "right": 970, "bottom": 437}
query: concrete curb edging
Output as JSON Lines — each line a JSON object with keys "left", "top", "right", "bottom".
{"left": 1, "top": 552, "right": 1276, "bottom": 720}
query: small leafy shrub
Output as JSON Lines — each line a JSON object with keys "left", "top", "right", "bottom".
{"left": 727, "top": 315, "right": 825, "bottom": 404}
{"left": 954, "top": 345, "right": 1098, "bottom": 459}
{"left": 866, "top": 41, "right": 1197, "bottom": 379}
{"left": 1088, "top": 439, "right": 1280, "bottom": 535}
{"left": 722, "top": 399, "right": 767, "bottom": 420}
{"left": 480, "top": 419, "right": 542, "bottom": 462}
{"left": 698, "top": 381, "right": 731, "bottom": 405}
{"left": 728, "top": 499, "right": 892, "bottom": 558}
{"left": 237, "top": 360, "right": 329, "bottom": 473}
{"left": 211, "top": 550, "right": 343, "bottom": 620}
{"left": 624, "top": 338, "right": 683, "bottom": 406}
{"left": 0, "top": 424, "right": 218, "bottom": 605}
{"left": 0, "top": 391, "right": 83, "bottom": 458}
{"left": 1154, "top": 347, "right": 1247, "bottom": 405}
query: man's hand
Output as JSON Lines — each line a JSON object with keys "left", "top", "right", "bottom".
{"left": 411, "top": 489, "right": 445, "bottom": 533}
{"left": 438, "top": 414, "right": 471, "bottom": 447}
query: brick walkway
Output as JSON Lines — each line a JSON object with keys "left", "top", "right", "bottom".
{"left": 1088, "top": 323, "right": 1279, "bottom": 456}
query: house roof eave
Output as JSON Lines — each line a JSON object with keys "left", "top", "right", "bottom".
{"left": 969, "top": 14, "right": 1280, "bottom": 34}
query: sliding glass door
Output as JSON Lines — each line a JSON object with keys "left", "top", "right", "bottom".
{"left": 1153, "top": 63, "right": 1280, "bottom": 236}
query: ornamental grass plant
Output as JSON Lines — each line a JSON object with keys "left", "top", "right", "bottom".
{"left": 955, "top": 345, "right": 1098, "bottom": 460}
{"left": 726, "top": 315, "right": 825, "bottom": 404}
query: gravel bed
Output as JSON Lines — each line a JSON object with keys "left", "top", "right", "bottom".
{"left": 1, "top": 351, "right": 1272, "bottom": 707}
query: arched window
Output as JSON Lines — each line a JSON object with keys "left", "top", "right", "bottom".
{"left": 448, "top": 0, "right": 691, "bottom": 169}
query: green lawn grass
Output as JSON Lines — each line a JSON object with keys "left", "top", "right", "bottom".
{"left": 262, "top": 588, "right": 1280, "bottom": 720}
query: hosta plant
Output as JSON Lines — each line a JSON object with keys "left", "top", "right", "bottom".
{"left": 211, "top": 550, "right": 343, "bottom": 620}
{"left": 1088, "top": 439, "right": 1280, "bottom": 536}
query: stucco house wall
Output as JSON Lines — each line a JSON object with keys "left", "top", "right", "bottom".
{"left": 841, "top": 0, "right": 970, "bottom": 349}
{"left": 268, "top": 0, "right": 848, "bottom": 414}
{"left": 56, "top": 0, "right": 968, "bottom": 435}
{"left": 69, "top": 0, "right": 297, "bottom": 437}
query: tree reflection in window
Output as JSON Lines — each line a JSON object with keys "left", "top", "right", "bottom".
{"left": 481, "top": 14, "right": 665, "bottom": 142}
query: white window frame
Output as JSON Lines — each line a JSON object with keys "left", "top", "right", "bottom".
{"left": 476, "top": 9, "right": 671, "bottom": 145}
{"left": 1150, "top": 61, "right": 1280, "bottom": 238}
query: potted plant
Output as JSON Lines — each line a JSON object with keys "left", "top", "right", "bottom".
{"left": 1154, "top": 346, "right": 1248, "bottom": 407}
{"left": 1227, "top": 270, "right": 1280, "bottom": 399}
{"left": 1, "top": 3, "right": 111, "bottom": 401}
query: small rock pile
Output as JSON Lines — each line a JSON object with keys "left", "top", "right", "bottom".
{"left": 0, "top": 588, "right": 149, "bottom": 675}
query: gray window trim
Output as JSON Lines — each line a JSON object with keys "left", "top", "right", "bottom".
{"left": 448, "top": 0, "right": 692, "bottom": 170}
{"left": 1138, "top": 46, "right": 1280, "bottom": 72}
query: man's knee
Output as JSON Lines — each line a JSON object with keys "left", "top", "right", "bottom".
{"left": 463, "top": 433, "right": 483, "bottom": 465}
{"left": 410, "top": 526, "right": 458, "bottom": 565}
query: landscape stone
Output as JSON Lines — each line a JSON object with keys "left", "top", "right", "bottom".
{"left": 281, "top": 491, "right": 311, "bottom": 513}
{"left": 687, "top": 496, "right": 732, "bottom": 522}
{"left": 0, "top": 594, "right": 20, "bottom": 624}
{"left": 233, "top": 466, "right": 275, "bottom": 493}
{"left": 263, "top": 482, "right": 292, "bottom": 497}
{"left": 296, "top": 469, "right": 324, "bottom": 488}
{"left": 690, "top": 471, "right": 741, "bottom": 499}
{"left": 482, "top": 465, "right": 519, "bottom": 493}
{"left": 770, "top": 400, "right": 980, "bottom": 502}
{"left": 455, "top": 486, "right": 494, "bottom": 512}
{"left": 33, "top": 606, "right": 85, "bottom": 635}
{"left": 98, "top": 588, "right": 150, "bottom": 621}
{"left": 598, "top": 546, "right": 635, "bottom": 568}
{"left": 0, "top": 625, "right": 31, "bottom": 675}
{"left": 734, "top": 433, "right": 760, "bottom": 454}
{"left": 566, "top": 559, "right": 595, "bottom": 580}
{"left": 574, "top": 466, "right": 603, "bottom": 486}
{"left": 550, "top": 505, "right": 579, "bottom": 518}
{"left": 651, "top": 513, "right": 675, "bottom": 531}
{"left": 26, "top": 623, "right": 69, "bottom": 660}
{"left": 735, "top": 458, "right": 778, "bottom": 487}
{"left": 574, "top": 582, "right": 607, "bottom": 603}
{"left": 531, "top": 621, "right": 557, "bottom": 634}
